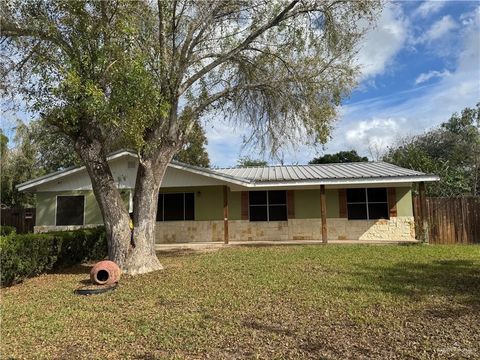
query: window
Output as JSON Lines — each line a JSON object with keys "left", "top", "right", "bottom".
{"left": 249, "top": 190, "right": 287, "bottom": 221}
{"left": 157, "top": 193, "right": 194, "bottom": 221}
{"left": 56, "top": 195, "right": 85, "bottom": 226}
{"left": 346, "top": 188, "right": 389, "bottom": 220}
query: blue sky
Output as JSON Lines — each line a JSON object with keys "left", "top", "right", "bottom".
{"left": 207, "top": 0, "right": 480, "bottom": 166}
{"left": 1, "top": 1, "right": 479, "bottom": 167}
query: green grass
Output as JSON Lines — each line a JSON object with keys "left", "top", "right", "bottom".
{"left": 2, "top": 244, "right": 480, "bottom": 359}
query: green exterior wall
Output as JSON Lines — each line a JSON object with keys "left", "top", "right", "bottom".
{"left": 396, "top": 187, "right": 413, "bottom": 216}
{"left": 159, "top": 186, "right": 224, "bottom": 221}
{"left": 294, "top": 189, "right": 339, "bottom": 219}
{"left": 229, "top": 191, "right": 242, "bottom": 220}
{"left": 35, "top": 190, "right": 104, "bottom": 226}
{"left": 35, "top": 185, "right": 414, "bottom": 227}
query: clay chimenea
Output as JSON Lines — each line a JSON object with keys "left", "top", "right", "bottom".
{"left": 90, "top": 260, "right": 121, "bottom": 285}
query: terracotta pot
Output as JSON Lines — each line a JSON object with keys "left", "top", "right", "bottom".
{"left": 90, "top": 260, "right": 121, "bottom": 285}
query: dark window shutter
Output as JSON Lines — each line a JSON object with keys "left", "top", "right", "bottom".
{"left": 388, "top": 188, "right": 397, "bottom": 218}
{"left": 287, "top": 190, "right": 295, "bottom": 219}
{"left": 241, "top": 191, "right": 249, "bottom": 220}
{"left": 339, "top": 189, "right": 347, "bottom": 218}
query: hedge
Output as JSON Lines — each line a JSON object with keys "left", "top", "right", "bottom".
{"left": 0, "top": 225, "right": 16, "bottom": 237}
{"left": 0, "top": 227, "right": 107, "bottom": 287}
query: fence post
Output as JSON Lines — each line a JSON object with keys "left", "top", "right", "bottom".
{"left": 419, "top": 182, "right": 429, "bottom": 243}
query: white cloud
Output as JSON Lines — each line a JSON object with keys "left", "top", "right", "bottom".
{"left": 205, "top": 5, "right": 479, "bottom": 166}
{"left": 414, "top": 1, "right": 447, "bottom": 18}
{"left": 415, "top": 69, "right": 451, "bottom": 85}
{"left": 355, "top": 3, "right": 408, "bottom": 79}
{"left": 345, "top": 117, "right": 406, "bottom": 146}
{"left": 417, "top": 15, "right": 458, "bottom": 43}
{"left": 323, "top": 7, "right": 480, "bottom": 158}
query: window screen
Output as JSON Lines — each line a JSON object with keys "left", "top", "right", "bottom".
{"left": 157, "top": 193, "right": 194, "bottom": 221}
{"left": 346, "top": 188, "right": 389, "bottom": 220}
{"left": 249, "top": 190, "right": 287, "bottom": 221}
{"left": 56, "top": 196, "right": 84, "bottom": 226}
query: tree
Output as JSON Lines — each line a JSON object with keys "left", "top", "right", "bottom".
{"left": 0, "top": 119, "right": 81, "bottom": 208}
{"left": 309, "top": 150, "right": 367, "bottom": 164}
{"left": 237, "top": 157, "right": 268, "bottom": 167}
{"left": 2, "top": 0, "right": 381, "bottom": 274}
{"left": 383, "top": 104, "right": 480, "bottom": 197}
{"left": 19, "top": 120, "right": 81, "bottom": 172}
{"left": 174, "top": 120, "right": 210, "bottom": 167}
{"left": 0, "top": 124, "right": 40, "bottom": 207}
{"left": 0, "top": 130, "right": 11, "bottom": 207}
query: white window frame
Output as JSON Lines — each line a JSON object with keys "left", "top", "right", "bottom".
{"left": 157, "top": 192, "right": 195, "bottom": 221}
{"left": 55, "top": 194, "right": 86, "bottom": 226}
{"left": 249, "top": 190, "right": 287, "bottom": 222}
{"left": 346, "top": 188, "right": 389, "bottom": 220}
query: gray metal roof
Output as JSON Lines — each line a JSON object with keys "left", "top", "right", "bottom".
{"left": 212, "top": 161, "right": 435, "bottom": 183}
{"left": 17, "top": 149, "right": 439, "bottom": 193}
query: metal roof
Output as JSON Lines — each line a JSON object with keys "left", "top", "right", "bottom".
{"left": 17, "top": 150, "right": 439, "bottom": 192}
{"left": 212, "top": 161, "right": 436, "bottom": 183}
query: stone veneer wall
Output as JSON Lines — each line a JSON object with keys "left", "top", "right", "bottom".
{"left": 154, "top": 217, "right": 415, "bottom": 243}
{"left": 155, "top": 221, "right": 224, "bottom": 243}
{"left": 35, "top": 217, "right": 415, "bottom": 242}
{"left": 34, "top": 224, "right": 102, "bottom": 233}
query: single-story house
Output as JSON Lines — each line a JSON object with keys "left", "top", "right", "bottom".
{"left": 17, "top": 150, "right": 439, "bottom": 243}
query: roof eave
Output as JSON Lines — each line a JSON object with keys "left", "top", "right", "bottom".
{"left": 169, "top": 162, "right": 251, "bottom": 186}
{"left": 245, "top": 175, "right": 440, "bottom": 188}
{"left": 16, "top": 150, "right": 138, "bottom": 192}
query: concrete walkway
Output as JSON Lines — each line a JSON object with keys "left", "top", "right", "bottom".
{"left": 156, "top": 239, "right": 420, "bottom": 252}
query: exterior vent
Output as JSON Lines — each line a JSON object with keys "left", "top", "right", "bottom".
{"left": 127, "top": 161, "right": 136, "bottom": 169}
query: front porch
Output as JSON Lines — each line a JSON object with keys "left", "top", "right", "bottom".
{"left": 155, "top": 238, "right": 420, "bottom": 252}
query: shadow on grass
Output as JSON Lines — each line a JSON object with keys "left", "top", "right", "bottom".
{"left": 357, "top": 259, "right": 480, "bottom": 305}
{"left": 156, "top": 249, "right": 199, "bottom": 257}
{"left": 52, "top": 263, "right": 93, "bottom": 275}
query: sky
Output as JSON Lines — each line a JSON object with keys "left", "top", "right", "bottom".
{"left": 206, "top": 0, "right": 480, "bottom": 167}
{"left": 1, "top": 1, "right": 479, "bottom": 167}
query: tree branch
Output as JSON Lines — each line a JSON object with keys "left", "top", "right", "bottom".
{"left": 178, "top": 0, "right": 300, "bottom": 95}
{"left": 1, "top": 20, "right": 76, "bottom": 59}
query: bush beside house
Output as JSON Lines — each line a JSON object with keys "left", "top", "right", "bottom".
{"left": 0, "top": 225, "right": 17, "bottom": 237}
{"left": 0, "top": 227, "right": 107, "bottom": 287}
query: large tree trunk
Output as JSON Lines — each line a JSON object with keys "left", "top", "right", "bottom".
{"left": 74, "top": 136, "right": 131, "bottom": 268}
{"left": 124, "top": 148, "right": 176, "bottom": 275}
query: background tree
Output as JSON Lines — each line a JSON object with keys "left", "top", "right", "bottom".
{"left": 2, "top": 0, "right": 381, "bottom": 274}
{"left": 309, "top": 150, "right": 368, "bottom": 164}
{"left": 26, "top": 121, "right": 81, "bottom": 172}
{"left": 0, "top": 130, "right": 11, "bottom": 207}
{"left": 0, "top": 124, "right": 40, "bottom": 207}
{"left": 174, "top": 120, "right": 210, "bottom": 167}
{"left": 0, "top": 116, "right": 210, "bottom": 209}
{"left": 237, "top": 157, "right": 268, "bottom": 167}
{"left": 383, "top": 104, "right": 480, "bottom": 197}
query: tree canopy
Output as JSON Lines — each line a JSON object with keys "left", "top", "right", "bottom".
{"left": 1, "top": 0, "right": 382, "bottom": 273}
{"left": 0, "top": 126, "right": 39, "bottom": 207}
{"left": 309, "top": 150, "right": 368, "bottom": 164}
{"left": 383, "top": 104, "right": 480, "bottom": 197}
{"left": 173, "top": 120, "right": 210, "bottom": 167}
{"left": 237, "top": 157, "right": 268, "bottom": 167}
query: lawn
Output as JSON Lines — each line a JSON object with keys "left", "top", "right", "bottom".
{"left": 2, "top": 244, "right": 480, "bottom": 359}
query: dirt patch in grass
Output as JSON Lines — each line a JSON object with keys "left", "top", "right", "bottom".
{"left": 2, "top": 245, "right": 479, "bottom": 359}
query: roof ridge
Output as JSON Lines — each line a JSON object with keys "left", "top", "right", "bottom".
{"left": 215, "top": 161, "right": 377, "bottom": 170}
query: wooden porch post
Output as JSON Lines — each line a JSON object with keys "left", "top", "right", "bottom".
{"left": 320, "top": 185, "right": 328, "bottom": 243}
{"left": 223, "top": 185, "right": 229, "bottom": 244}
{"left": 419, "top": 181, "right": 429, "bottom": 243}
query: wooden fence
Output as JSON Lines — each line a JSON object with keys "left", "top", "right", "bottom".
{"left": 1, "top": 208, "right": 36, "bottom": 234}
{"left": 413, "top": 197, "right": 480, "bottom": 244}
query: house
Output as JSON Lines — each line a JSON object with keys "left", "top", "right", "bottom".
{"left": 17, "top": 150, "right": 439, "bottom": 243}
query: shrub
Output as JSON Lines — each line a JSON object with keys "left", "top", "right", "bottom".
{"left": 0, "top": 227, "right": 107, "bottom": 287}
{"left": 0, "top": 225, "right": 16, "bottom": 237}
